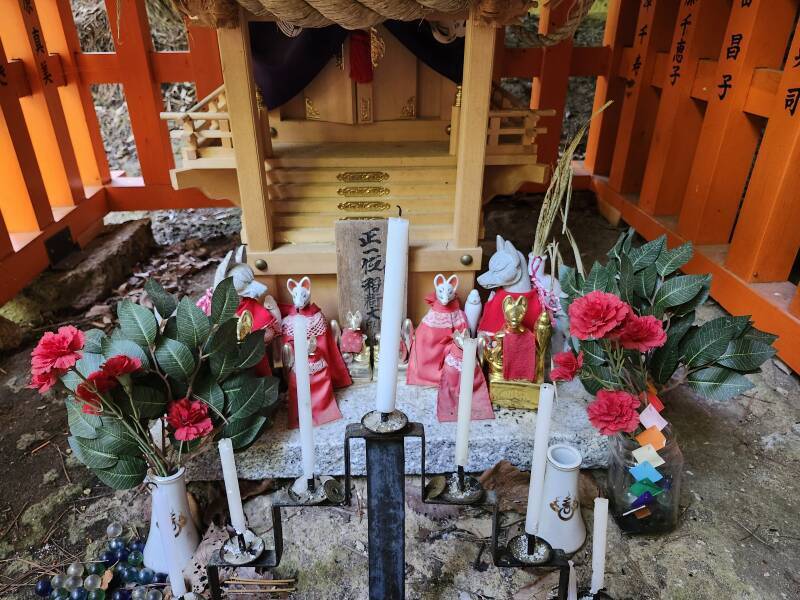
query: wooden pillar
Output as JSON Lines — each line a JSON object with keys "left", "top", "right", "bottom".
{"left": 608, "top": 0, "right": 679, "bottom": 194}
{"left": 106, "top": 0, "right": 174, "bottom": 184}
{"left": 726, "top": 20, "right": 800, "bottom": 283}
{"left": 218, "top": 11, "right": 273, "bottom": 254}
{"left": 530, "top": 1, "right": 574, "bottom": 167}
{"left": 583, "top": 0, "right": 638, "bottom": 177}
{"left": 453, "top": 13, "right": 495, "bottom": 248}
{"left": 677, "top": 0, "right": 795, "bottom": 243}
{"left": 637, "top": 0, "right": 729, "bottom": 217}
{"left": 0, "top": 39, "right": 52, "bottom": 233}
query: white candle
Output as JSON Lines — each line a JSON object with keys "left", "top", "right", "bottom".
{"left": 524, "top": 383, "right": 555, "bottom": 535}
{"left": 154, "top": 487, "right": 188, "bottom": 597}
{"left": 590, "top": 497, "right": 609, "bottom": 594}
{"left": 217, "top": 438, "right": 247, "bottom": 533}
{"left": 375, "top": 217, "right": 409, "bottom": 413}
{"left": 454, "top": 337, "right": 478, "bottom": 467}
{"left": 293, "top": 316, "right": 315, "bottom": 488}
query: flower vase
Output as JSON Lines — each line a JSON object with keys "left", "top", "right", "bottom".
{"left": 143, "top": 467, "right": 200, "bottom": 573}
{"left": 607, "top": 429, "right": 683, "bottom": 534}
{"left": 536, "top": 444, "right": 586, "bottom": 554}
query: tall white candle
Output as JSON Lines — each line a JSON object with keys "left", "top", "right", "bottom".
{"left": 375, "top": 217, "right": 409, "bottom": 413}
{"left": 525, "top": 383, "right": 555, "bottom": 535}
{"left": 294, "top": 316, "right": 315, "bottom": 486}
{"left": 217, "top": 438, "right": 247, "bottom": 533}
{"left": 154, "top": 487, "right": 188, "bottom": 597}
{"left": 590, "top": 497, "right": 609, "bottom": 594}
{"left": 454, "top": 337, "right": 478, "bottom": 467}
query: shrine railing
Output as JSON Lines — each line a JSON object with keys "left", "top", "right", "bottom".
{"left": 161, "top": 84, "right": 232, "bottom": 163}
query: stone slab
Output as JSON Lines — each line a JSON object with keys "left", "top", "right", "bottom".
{"left": 187, "top": 378, "right": 608, "bottom": 480}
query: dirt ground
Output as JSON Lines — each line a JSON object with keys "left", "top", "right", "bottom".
{"left": 0, "top": 192, "right": 798, "bottom": 599}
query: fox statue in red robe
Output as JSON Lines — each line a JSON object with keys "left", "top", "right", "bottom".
{"left": 281, "top": 277, "right": 352, "bottom": 428}
{"left": 407, "top": 273, "right": 468, "bottom": 386}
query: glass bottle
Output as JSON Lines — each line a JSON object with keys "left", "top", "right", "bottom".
{"left": 606, "top": 427, "right": 683, "bottom": 534}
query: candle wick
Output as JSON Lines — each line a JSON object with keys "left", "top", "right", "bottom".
{"left": 307, "top": 477, "right": 316, "bottom": 492}
{"left": 380, "top": 412, "right": 390, "bottom": 423}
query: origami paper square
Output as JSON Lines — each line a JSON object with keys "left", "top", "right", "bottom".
{"left": 634, "top": 506, "right": 652, "bottom": 519}
{"left": 629, "top": 479, "right": 664, "bottom": 497}
{"left": 629, "top": 460, "right": 663, "bottom": 483}
{"left": 631, "top": 491, "right": 654, "bottom": 509}
{"left": 632, "top": 443, "right": 666, "bottom": 468}
{"left": 636, "top": 425, "right": 666, "bottom": 450}
{"left": 647, "top": 393, "right": 665, "bottom": 412}
{"left": 640, "top": 404, "right": 668, "bottom": 431}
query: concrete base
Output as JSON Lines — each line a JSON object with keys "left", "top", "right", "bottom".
{"left": 187, "top": 378, "right": 607, "bottom": 480}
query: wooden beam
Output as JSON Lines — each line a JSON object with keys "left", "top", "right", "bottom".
{"left": 453, "top": 12, "right": 495, "bottom": 247}
{"left": 726, "top": 19, "right": 800, "bottom": 283}
{"left": 677, "top": 0, "right": 796, "bottom": 244}
{"left": 608, "top": 0, "right": 679, "bottom": 194}
{"left": 186, "top": 24, "right": 223, "bottom": 98}
{"left": 217, "top": 10, "right": 273, "bottom": 254}
{"left": 638, "top": 0, "right": 730, "bottom": 217}
{"left": 583, "top": 0, "right": 639, "bottom": 177}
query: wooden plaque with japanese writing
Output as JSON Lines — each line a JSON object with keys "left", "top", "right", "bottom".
{"left": 334, "top": 219, "right": 389, "bottom": 341}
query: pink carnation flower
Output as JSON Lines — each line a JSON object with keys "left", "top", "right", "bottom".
{"left": 586, "top": 389, "right": 641, "bottom": 436}
{"left": 568, "top": 291, "right": 629, "bottom": 340}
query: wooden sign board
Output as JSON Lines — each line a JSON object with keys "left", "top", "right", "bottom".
{"left": 335, "top": 218, "right": 404, "bottom": 342}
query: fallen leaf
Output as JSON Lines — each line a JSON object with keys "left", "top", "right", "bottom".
{"left": 479, "top": 460, "right": 530, "bottom": 514}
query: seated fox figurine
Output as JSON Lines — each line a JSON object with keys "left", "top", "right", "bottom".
{"left": 407, "top": 273, "right": 468, "bottom": 387}
{"left": 436, "top": 330, "right": 494, "bottom": 423}
{"left": 330, "top": 310, "right": 372, "bottom": 382}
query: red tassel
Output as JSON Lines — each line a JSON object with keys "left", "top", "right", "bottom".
{"left": 349, "top": 30, "right": 373, "bottom": 84}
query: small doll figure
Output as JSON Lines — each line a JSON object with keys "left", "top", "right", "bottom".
{"left": 281, "top": 277, "right": 352, "bottom": 427}
{"left": 407, "top": 274, "right": 468, "bottom": 386}
{"left": 197, "top": 246, "right": 281, "bottom": 376}
{"left": 331, "top": 310, "right": 372, "bottom": 382}
{"left": 436, "top": 330, "right": 494, "bottom": 423}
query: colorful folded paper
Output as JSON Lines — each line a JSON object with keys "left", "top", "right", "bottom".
{"left": 629, "top": 460, "right": 663, "bottom": 483}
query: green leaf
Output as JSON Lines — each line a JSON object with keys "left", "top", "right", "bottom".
{"left": 633, "top": 264, "right": 658, "bottom": 300}
{"left": 68, "top": 436, "right": 118, "bottom": 469}
{"left": 650, "top": 311, "right": 695, "bottom": 384}
{"left": 102, "top": 337, "right": 151, "bottom": 369}
{"left": 655, "top": 242, "right": 693, "bottom": 276}
{"left": 226, "top": 377, "right": 265, "bottom": 420}
{"left": 716, "top": 337, "right": 776, "bottom": 372}
{"left": 238, "top": 330, "right": 266, "bottom": 369}
{"left": 211, "top": 278, "right": 239, "bottom": 325}
{"left": 579, "top": 340, "right": 606, "bottom": 366}
{"left": 559, "top": 265, "right": 580, "bottom": 298}
{"left": 144, "top": 279, "right": 178, "bottom": 319}
{"left": 629, "top": 236, "right": 665, "bottom": 271}
{"left": 680, "top": 317, "right": 739, "bottom": 368}
{"left": 741, "top": 326, "right": 778, "bottom": 346}
{"left": 671, "top": 275, "right": 712, "bottom": 317}
{"left": 653, "top": 275, "right": 707, "bottom": 316}
{"left": 193, "top": 374, "right": 225, "bottom": 417}
{"left": 154, "top": 338, "right": 196, "bottom": 382}
{"left": 618, "top": 255, "right": 636, "bottom": 305}
{"left": 582, "top": 261, "right": 610, "bottom": 293}
{"left": 176, "top": 297, "right": 211, "bottom": 350}
{"left": 84, "top": 329, "right": 107, "bottom": 354}
{"left": 66, "top": 399, "right": 100, "bottom": 439}
{"left": 686, "top": 366, "right": 754, "bottom": 401}
{"left": 131, "top": 385, "right": 168, "bottom": 418}
{"left": 207, "top": 319, "right": 238, "bottom": 355}
{"left": 117, "top": 300, "right": 158, "bottom": 348}
{"left": 96, "top": 419, "right": 141, "bottom": 456}
{"left": 728, "top": 315, "right": 752, "bottom": 339}
{"left": 93, "top": 456, "right": 147, "bottom": 490}
{"left": 210, "top": 351, "right": 238, "bottom": 380}
{"left": 579, "top": 364, "right": 622, "bottom": 395}
{"left": 163, "top": 316, "right": 178, "bottom": 340}
{"left": 61, "top": 352, "right": 105, "bottom": 392}
{"left": 221, "top": 415, "right": 268, "bottom": 451}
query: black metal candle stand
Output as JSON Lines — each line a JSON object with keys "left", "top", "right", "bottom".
{"left": 206, "top": 480, "right": 346, "bottom": 600}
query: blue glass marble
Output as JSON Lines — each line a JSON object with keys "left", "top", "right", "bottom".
{"left": 99, "top": 551, "right": 116, "bottom": 567}
{"left": 124, "top": 566, "right": 140, "bottom": 583}
{"left": 69, "top": 588, "right": 88, "bottom": 600}
{"left": 86, "top": 562, "right": 106, "bottom": 576}
{"left": 108, "top": 538, "right": 126, "bottom": 552}
{"left": 114, "top": 548, "right": 130, "bottom": 563}
{"left": 111, "top": 590, "right": 131, "bottom": 600}
{"left": 128, "top": 539, "right": 145, "bottom": 553}
{"left": 50, "top": 589, "right": 69, "bottom": 600}
{"left": 137, "top": 568, "right": 154, "bottom": 585}
{"left": 153, "top": 573, "right": 167, "bottom": 584}
{"left": 35, "top": 576, "right": 53, "bottom": 597}
{"left": 86, "top": 591, "right": 105, "bottom": 600}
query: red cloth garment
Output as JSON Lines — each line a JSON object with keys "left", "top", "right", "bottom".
{"left": 477, "top": 289, "right": 543, "bottom": 335}
{"left": 436, "top": 342, "right": 494, "bottom": 423}
{"left": 285, "top": 357, "right": 342, "bottom": 428}
{"left": 349, "top": 30, "right": 373, "bottom": 83}
{"left": 236, "top": 297, "right": 280, "bottom": 377}
{"left": 340, "top": 329, "right": 364, "bottom": 354}
{"left": 282, "top": 304, "right": 353, "bottom": 389}
{"left": 407, "top": 293, "right": 467, "bottom": 387}
{"left": 502, "top": 330, "right": 537, "bottom": 381}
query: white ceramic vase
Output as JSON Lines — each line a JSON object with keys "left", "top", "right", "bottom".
{"left": 143, "top": 467, "right": 200, "bottom": 573}
{"left": 537, "top": 444, "right": 586, "bottom": 554}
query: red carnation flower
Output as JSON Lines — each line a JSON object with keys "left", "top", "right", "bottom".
{"left": 587, "top": 389, "right": 641, "bottom": 436}
{"left": 568, "top": 291, "right": 629, "bottom": 340}
{"left": 551, "top": 351, "right": 584, "bottom": 382}
{"left": 75, "top": 369, "right": 118, "bottom": 414}
{"left": 29, "top": 370, "right": 60, "bottom": 394}
{"left": 166, "top": 398, "right": 213, "bottom": 442}
{"left": 30, "top": 326, "right": 85, "bottom": 377}
{"left": 615, "top": 314, "right": 667, "bottom": 352}
{"left": 102, "top": 355, "right": 142, "bottom": 378}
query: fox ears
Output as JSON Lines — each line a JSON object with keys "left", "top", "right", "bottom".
{"left": 434, "top": 273, "right": 459, "bottom": 290}
{"left": 495, "top": 234, "right": 518, "bottom": 257}
{"left": 287, "top": 276, "right": 311, "bottom": 293}
{"left": 502, "top": 295, "right": 527, "bottom": 311}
